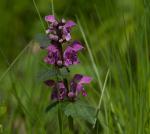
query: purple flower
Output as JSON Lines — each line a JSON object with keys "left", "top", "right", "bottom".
{"left": 44, "top": 45, "right": 62, "bottom": 65}
{"left": 45, "top": 15, "right": 56, "bottom": 23}
{"left": 68, "top": 74, "right": 92, "bottom": 98}
{"left": 42, "top": 15, "right": 92, "bottom": 103}
{"left": 62, "top": 20, "right": 76, "bottom": 41}
{"left": 45, "top": 15, "right": 76, "bottom": 43}
{"left": 44, "top": 80, "right": 67, "bottom": 100}
{"left": 62, "top": 27, "right": 71, "bottom": 41}
{"left": 44, "top": 41, "right": 83, "bottom": 67}
{"left": 64, "top": 41, "right": 84, "bottom": 66}
{"left": 44, "top": 74, "right": 92, "bottom": 101}
{"left": 64, "top": 20, "right": 76, "bottom": 29}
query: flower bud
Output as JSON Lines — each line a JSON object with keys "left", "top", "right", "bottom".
{"left": 68, "top": 92, "right": 75, "bottom": 98}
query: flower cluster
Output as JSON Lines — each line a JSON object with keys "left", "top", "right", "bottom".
{"left": 43, "top": 15, "right": 92, "bottom": 101}
{"left": 44, "top": 74, "right": 92, "bottom": 101}
{"left": 44, "top": 41, "right": 83, "bottom": 67}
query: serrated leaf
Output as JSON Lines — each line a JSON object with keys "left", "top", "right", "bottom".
{"left": 34, "top": 33, "right": 50, "bottom": 48}
{"left": 60, "top": 68, "right": 69, "bottom": 77}
{"left": 64, "top": 100, "right": 96, "bottom": 124}
{"left": 37, "top": 68, "right": 56, "bottom": 81}
{"left": 37, "top": 67, "right": 70, "bottom": 81}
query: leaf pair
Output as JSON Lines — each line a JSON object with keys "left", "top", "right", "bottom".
{"left": 46, "top": 100, "right": 95, "bottom": 125}
{"left": 37, "top": 67, "right": 69, "bottom": 81}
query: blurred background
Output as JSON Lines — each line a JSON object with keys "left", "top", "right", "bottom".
{"left": 0, "top": 0, "right": 150, "bottom": 133}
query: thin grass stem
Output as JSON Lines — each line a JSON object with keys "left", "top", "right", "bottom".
{"left": 51, "top": 0, "right": 55, "bottom": 15}
{"left": 33, "top": 0, "right": 46, "bottom": 32}
{"left": 93, "top": 69, "right": 110, "bottom": 128}
{"left": 0, "top": 43, "right": 30, "bottom": 82}
{"left": 77, "top": 17, "right": 103, "bottom": 91}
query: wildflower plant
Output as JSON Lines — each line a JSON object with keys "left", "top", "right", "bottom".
{"left": 39, "top": 15, "right": 95, "bottom": 132}
{"left": 43, "top": 15, "right": 92, "bottom": 101}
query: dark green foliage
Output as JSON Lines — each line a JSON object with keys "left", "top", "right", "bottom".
{"left": 63, "top": 100, "right": 95, "bottom": 125}
{"left": 45, "top": 100, "right": 95, "bottom": 125}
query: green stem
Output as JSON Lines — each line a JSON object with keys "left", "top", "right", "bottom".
{"left": 68, "top": 116, "right": 74, "bottom": 134}
{"left": 32, "top": 0, "right": 46, "bottom": 32}
{"left": 58, "top": 104, "right": 63, "bottom": 134}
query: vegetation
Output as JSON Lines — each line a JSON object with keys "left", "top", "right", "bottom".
{"left": 0, "top": 0, "right": 150, "bottom": 133}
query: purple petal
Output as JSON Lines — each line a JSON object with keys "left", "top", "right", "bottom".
{"left": 44, "top": 45, "right": 60, "bottom": 65}
{"left": 62, "top": 27, "right": 71, "bottom": 41}
{"left": 76, "top": 84, "right": 87, "bottom": 96}
{"left": 82, "top": 90, "right": 87, "bottom": 96}
{"left": 76, "top": 84, "right": 83, "bottom": 92}
{"left": 73, "top": 74, "right": 83, "bottom": 82}
{"left": 64, "top": 59, "right": 73, "bottom": 66}
{"left": 45, "top": 29, "right": 51, "bottom": 34}
{"left": 73, "top": 74, "right": 92, "bottom": 84}
{"left": 49, "top": 34, "right": 59, "bottom": 41}
{"left": 64, "top": 46, "right": 72, "bottom": 52}
{"left": 57, "top": 82, "right": 66, "bottom": 100}
{"left": 45, "top": 15, "right": 56, "bottom": 23}
{"left": 71, "top": 41, "right": 84, "bottom": 52}
{"left": 65, "top": 33, "right": 71, "bottom": 41}
{"left": 57, "top": 82, "right": 65, "bottom": 89}
{"left": 44, "top": 80, "right": 55, "bottom": 87}
{"left": 51, "top": 82, "right": 67, "bottom": 100}
{"left": 70, "top": 75, "right": 92, "bottom": 98}
{"left": 65, "top": 20, "right": 76, "bottom": 28}
{"left": 63, "top": 47, "right": 79, "bottom": 66}
{"left": 79, "top": 76, "right": 92, "bottom": 84}
{"left": 68, "top": 92, "right": 75, "bottom": 98}
{"left": 44, "top": 56, "right": 55, "bottom": 64}
{"left": 46, "top": 45, "right": 57, "bottom": 52}
{"left": 57, "top": 60, "right": 63, "bottom": 66}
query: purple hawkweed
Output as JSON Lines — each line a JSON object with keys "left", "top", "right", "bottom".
{"left": 43, "top": 15, "right": 92, "bottom": 102}
{"left": 44, "top": 74, "right": 92, "bottom": 101}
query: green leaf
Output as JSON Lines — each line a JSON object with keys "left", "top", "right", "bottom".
{"left": 34, "top": 33, "right": 50, "bottom": 48}
{"left": 45, "top": 101, "right": 59, "bottom": 112}
{"left": 59, "top": 68, "right": 69, "bottom": 77}
{"left": 45, "top": 100, "right": 96, "bottom": 125}
{"left": 63, "top": 100, "right": 96, "bottom": 125}
{"left": 37, "top": 67, "right": 69, "bottom": 81}
{"left": 37, "top": 68, "right": 56, "bottom": 81}
{"left": 45, "top": 101, "right": 69, "bottom": 113}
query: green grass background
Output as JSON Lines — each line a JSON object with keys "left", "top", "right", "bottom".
{"left": 0, "top": 0, "right": 150, "bottom": 133}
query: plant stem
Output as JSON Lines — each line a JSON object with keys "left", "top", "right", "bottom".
{"left": 58, "top": 104, "right": 63, "bottom": 134}
{"left": 68, "top": 116, "right": 74, "bottom": 134}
